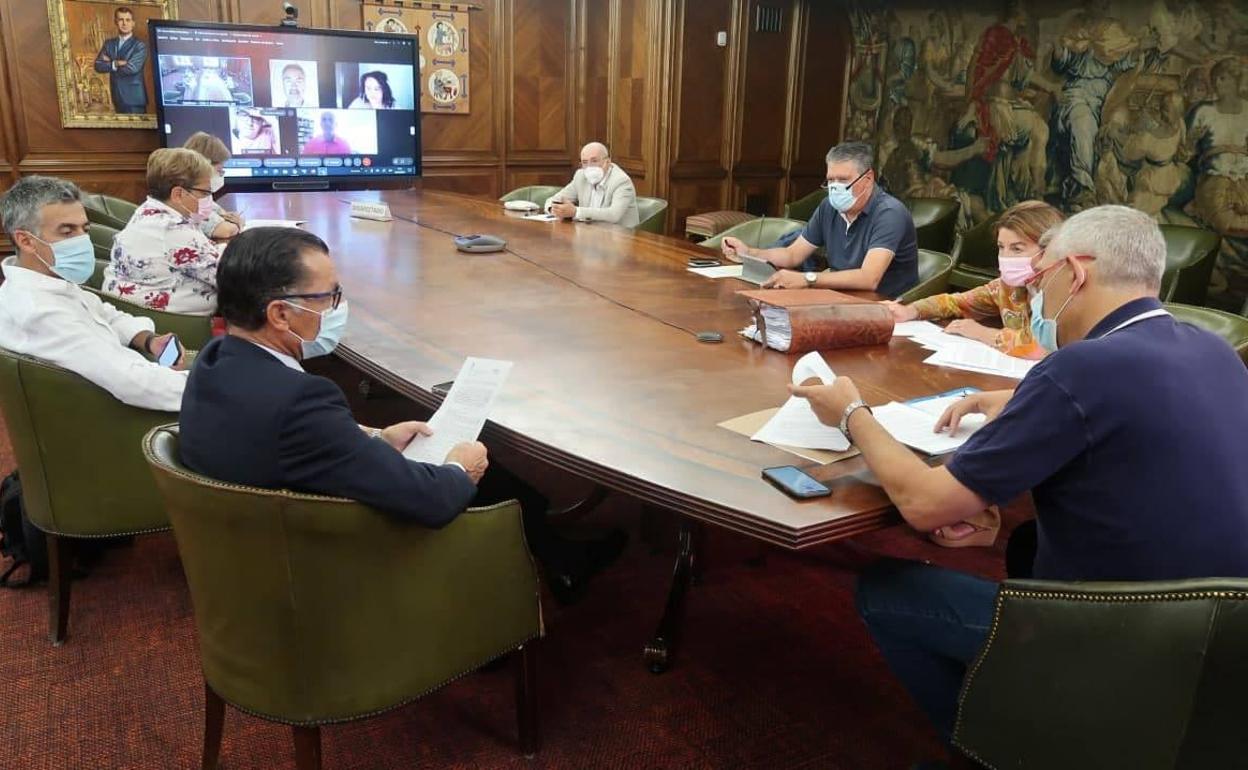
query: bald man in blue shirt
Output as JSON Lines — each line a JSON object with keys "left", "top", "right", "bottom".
{"left": 790, "top": 205, "right": 1248, "bottom": 749}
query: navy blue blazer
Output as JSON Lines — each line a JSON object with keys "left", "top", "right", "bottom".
{"left": 179, "top": 335, "right": 477, "bottom": 527}
{"left": 93, "top": 36, "right": 148, "bottom": 112}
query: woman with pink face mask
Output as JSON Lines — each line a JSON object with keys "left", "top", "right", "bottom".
{"left": 884, "top": 200, "right": 1064, "bottom": 360}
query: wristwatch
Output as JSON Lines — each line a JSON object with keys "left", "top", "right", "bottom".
{"left": 839, "top": 400, "right": 872, "bottom": 440}
{"left": 804, "top": 271, "right": 817, "bottom": 287}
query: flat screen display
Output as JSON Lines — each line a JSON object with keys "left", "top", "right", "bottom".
{"left": 148, "top": 20, "right": 421, "bottom": 190}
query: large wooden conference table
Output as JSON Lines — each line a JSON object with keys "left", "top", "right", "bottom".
{"left": 228, "top": 187, "right": 1015, "bottom": 669}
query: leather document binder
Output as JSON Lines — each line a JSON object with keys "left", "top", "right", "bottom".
{"left": 738, "top": 288, "right": 894, "bottom": 354}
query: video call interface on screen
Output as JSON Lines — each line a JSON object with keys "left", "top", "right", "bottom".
{"left": 151, "top": 24, "right": 419, "bottom": 182}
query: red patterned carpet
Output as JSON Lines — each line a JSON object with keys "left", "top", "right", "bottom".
{"left": 0, "top": 409, "right": 1012, "bottom": 769}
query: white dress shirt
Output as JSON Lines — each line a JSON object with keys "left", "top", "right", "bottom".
{"left": 0, "top": 258, "right": 187, "bottom": 412}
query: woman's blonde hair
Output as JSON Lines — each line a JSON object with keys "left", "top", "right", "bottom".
{"left": 147, "top": 147, "right": 212, "bottom": 201}
{"left": 183, "top": 132, "right": 230, "bottom": 166}
{"left": 993, "top": 200, "right": 1064, "bottom": 246}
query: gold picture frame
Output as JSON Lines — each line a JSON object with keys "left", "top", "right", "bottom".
{"left": 47, "top": 0, "right": 179, "bottom": 129}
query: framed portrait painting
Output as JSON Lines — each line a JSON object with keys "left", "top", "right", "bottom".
{"left": 47, "top": 0, "right": 179, "bottom": 128}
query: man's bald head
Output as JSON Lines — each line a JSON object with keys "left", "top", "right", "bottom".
{"left": 580, "top": 142, "right": 610, "bottom": 164}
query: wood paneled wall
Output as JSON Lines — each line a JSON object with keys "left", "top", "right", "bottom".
{"left": 0, "top": 0, "right": 852, "bottom": 239}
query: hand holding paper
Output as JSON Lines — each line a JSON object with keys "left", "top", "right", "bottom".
{"left": 751, "top": 352, "right": 850, "bottom": 452}
{"left": 403, "top": 357, "right": 513, "bottom": 465}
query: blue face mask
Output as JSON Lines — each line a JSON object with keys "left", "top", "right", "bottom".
{"left": 825, "top": 168, "right": 870, "bottom": 213}
{"left": 1028, "top": 266, "right": 1076, "bottom": 353}
{"left": 27, "top": 232, "right": 95, "bottom": 285}
{"left": 286, "top": 300, "right": 349, "bottom": 359}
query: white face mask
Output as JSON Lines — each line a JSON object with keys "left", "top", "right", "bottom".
{"left": 583, "top": 165, "right": 606, "bottom": 186}
{"left": 209, "top": 174, "right": 225, "bottom": 193}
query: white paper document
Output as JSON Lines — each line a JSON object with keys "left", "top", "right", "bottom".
{"left": 872, "top": 398, "right": 986, "bottom": 456}
{"left": 403, "top": 357, "right": 513, "bottom": 464}
{"left": 243, "top": 218, "right": 306, "bottom": 230}
{"left": 687, "top": 264, "right": 744, "bottom": 279}
{"left": 923, "top": 344, "right": 1036, "bottom": 380}
{"left": 751, "top": 352, "right": 850, "bottom": 452}
{"left": 522, "top": 213, "right": 558, "bottom": 222}
{"left": 892, "top": 320, "right": 946, "bottom": 338}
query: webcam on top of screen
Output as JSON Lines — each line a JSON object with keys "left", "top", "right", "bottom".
{"left": 281, "top": 3, "right": 299, "bottom": 27}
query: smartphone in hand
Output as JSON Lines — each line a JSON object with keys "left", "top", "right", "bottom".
{"left": 156, "top": 335, "right": 183, "bottom": 368}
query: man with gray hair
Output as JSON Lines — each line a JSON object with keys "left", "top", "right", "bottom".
{"left": 720, "top": 140, "right": 918, "bottom": 298}
{"left": 789, "top": 204, "right": 1248, "bottom": 751}
{"left": 545, "top": 141, "right": 640, "bottom": 227}
{"left": 0, "top": 176, "right": 187, "bottom": 411}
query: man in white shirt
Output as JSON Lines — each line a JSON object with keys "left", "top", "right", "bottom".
{"left": 545, "top": 141, "right": 641, "bottom": 228}
{"left": 0, "top": 176, "right": 187, "bottom": 412}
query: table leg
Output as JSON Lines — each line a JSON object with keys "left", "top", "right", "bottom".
{"left": 643, "top": 517, "right": 699, "bottom": 674}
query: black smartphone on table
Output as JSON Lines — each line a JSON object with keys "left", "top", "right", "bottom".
{"left": 762, "top": 465, "right": 832, "bottom": 499}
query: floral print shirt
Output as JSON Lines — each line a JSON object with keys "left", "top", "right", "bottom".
{"left": 103, "top": 197, "right": 221, "bottom": 316}
{"left": 909, "top": 278, "right": 1046, "bottom": 360}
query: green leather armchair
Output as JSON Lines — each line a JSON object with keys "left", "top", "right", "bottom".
{"left": 499, "top": 185, "right": 562, "bottom": 206}
{"left": 949, "top": 214, "right": 1001, "bottom": 290}
{"left": 88, "top": 221, "right": 119, "bottom": 262}
{"left": 635, "top": 196, "right": 668, "bottom": 234}
{"left": 897, "top": 249, "right": 954, "bottom": 304}
{"left": 0, "top": 349, "right": 174, "bottom": 644}
{"left": 782, "top": 189, "right": 823, "bottom": 222}
{"left": 1160, "top": 224, "right": 1220, "bottom": 306}
{"left": 87, "top": 289, "right": 214, "bottom": 350}
{"left": 954, "top": 578, "right": 1248, "bottom": 769}
{"left": 904, "top": 197, "right": 960, "bottom": 254}
{"left": 1166, "top": 302, "right": 1248, "bottom": 365}
{"left": 697, "top": 217, "right": 806, "bottom": 252}
{"left": 142, "top": 426, "right": 544, "bottom": 770}
{"left": 81, "top": 193, "right": 138, "bottom": 230}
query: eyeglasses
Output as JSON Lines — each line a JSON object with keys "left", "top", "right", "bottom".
{"left": 274, "top": 285, "right": 343, "bottom": 310}
{"left": 182, "top": 186, "right": 214, "bottom": 197}
{"left": 820, "top": 168, "right": 871, "bottom": 189}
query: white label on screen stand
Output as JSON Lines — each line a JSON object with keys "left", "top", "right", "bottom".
{"left": 349, "top": 201, "right": 393, "bottom": 221}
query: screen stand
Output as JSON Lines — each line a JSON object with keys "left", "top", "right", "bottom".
{"left": 272, "top": 181, "right": 330, "bottom": 191}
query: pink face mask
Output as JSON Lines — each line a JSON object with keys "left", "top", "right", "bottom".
{"left": 998, "top": 255, "right": 1037, "bottom": 287}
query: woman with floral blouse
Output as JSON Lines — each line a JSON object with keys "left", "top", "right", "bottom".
{"left": 884, "top": 200, "right": 1065, "bottom": 361}
{"left": 103, "top": 148, "right": 222, "bottom": 315}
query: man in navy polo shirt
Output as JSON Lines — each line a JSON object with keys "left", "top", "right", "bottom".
{"left": 719, "top": 141, "right": 919, "bottom": 298}
{"left": 788, "top": 205, "right": 1248, "bottom": 751}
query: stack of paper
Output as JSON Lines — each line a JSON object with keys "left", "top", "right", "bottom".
{"left": 872, "top": 394, "right": 987, "bottom": 455}
{"left": 900, "top": 325, "right": 1037, "bottom": 380}
{"left": 243, "top": 218, "right": 306, "bottom": 230}
{"left": 687, "top": 264, "right": 744, "bottom": 279}
{"left": 739, "top": 306, "right": 793, "bottom": 351}
{"left": 750, "top": 352, "right": 849, "bottom": 452}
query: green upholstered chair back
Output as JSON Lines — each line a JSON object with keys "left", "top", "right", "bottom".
{"left": 143, "top": 425, "right": 543, "bottom": 725}
{"left": 698, "top": 217, "right": 806, "bottom": 252}
{"left": 88, "top": 260, "right": 108, "bottom": 290}
{"left": 782, "top": 189, "right": 823, "bottom": 222}
{"left": 499, "top": 185, "right": 562, "bottom": 206}
{"left": 0, "top": 349, "right": 173, "bottom": 536}
{"left": 949, "top": 214, "right": 1001, "bottom": 290}
{"left": 955, "top": 578, "right": 1248, "bottom": 769}
{"left": 82, "top": 193, "right": 137, "bottom": 230}
{"left": 1159, "top": 225, "right": 1220, "bottom": 306}
{"left": 87, "top": 288, "right": 214, "bottom": 350}
{"left": 1166, "top": 302, "right": 1248, "bottom": 365}
{"left": 635, "top": 196, "right": 668, "bottom": 234}
{"left": 904, "top": 197, "right": 960, "bottom": 254}
{"left": 88, "top": 221, "right": 119, "bottom": 262}
{"left": 897, "top": 249, "right": 954, "bottom": 303}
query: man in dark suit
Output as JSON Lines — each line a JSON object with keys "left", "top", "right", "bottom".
{"left": 179, "top": 227, "right": 623, "bottom": 602}
{"left": 93, "top": 6, "right": 148, "bottom": 114}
